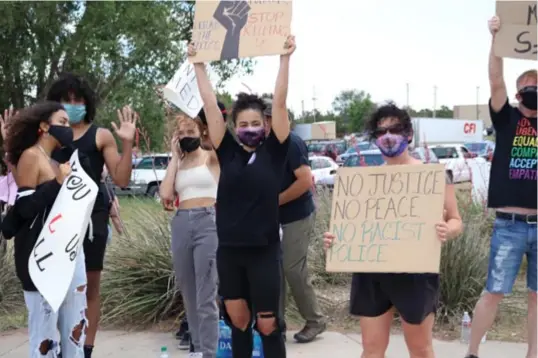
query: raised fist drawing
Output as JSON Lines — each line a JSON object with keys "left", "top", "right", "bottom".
{"left": 214, "top": 0, "right": 251, "bottom": 60}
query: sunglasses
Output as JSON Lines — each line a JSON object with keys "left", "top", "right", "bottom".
{"left": 373, "top": 124, "right": 406, "bottom": 137}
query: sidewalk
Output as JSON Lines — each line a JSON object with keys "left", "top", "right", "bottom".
{"left": 0, "top": 329, "right": 527, "bottom": 357}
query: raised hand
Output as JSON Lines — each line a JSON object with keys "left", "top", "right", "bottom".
{"left": 112, "top": 105, "right": 138, "bottom": 142}
{"left": 214, "top": 0, "right": 251, "bottom": 35}
{"left": 488, "top": 16, "right": 501, "bottom": 36}
{"left": 0, "top": 108, "right": 17, "bottom": 139}
{"left": 282, "top": 35, "right": 296, "bottom": 57}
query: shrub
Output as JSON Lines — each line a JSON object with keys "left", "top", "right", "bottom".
{"left": 100, "top": 198, "right": 182, "bottom": 327}
{"left": 0, "top": 241, "right": 23, "bottom": 315}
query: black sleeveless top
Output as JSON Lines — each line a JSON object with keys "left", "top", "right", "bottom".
{"left": 52, "top": 124, "right": 106, "bottom": 212}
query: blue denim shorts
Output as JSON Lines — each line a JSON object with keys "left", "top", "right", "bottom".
{"left": 486, "top": 217, "right": 537, "bottom": 293}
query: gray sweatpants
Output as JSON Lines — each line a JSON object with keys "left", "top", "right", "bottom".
{"left": 172, "top": 207, "right": 219, "bottom": 358}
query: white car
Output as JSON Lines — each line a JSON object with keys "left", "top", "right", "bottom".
{"left": 429, "top": 144, "right": 486, "bottom": 183}
{"left": 308, "top": 155, "right": 339, "bottom": 185}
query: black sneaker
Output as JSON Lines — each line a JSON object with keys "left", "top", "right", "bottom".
{"left": 178, "top": 331, "right": 191, "bottom": 350}
{"left": 465, "top": 356, "right": 479, "bottom": 358}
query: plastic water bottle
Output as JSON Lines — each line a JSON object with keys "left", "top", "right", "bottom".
{"left": 252, "top": 330, "right": 264, "bottom": 357}
{"left": 159, "top": 346, "right": 169, "bottom": 358}
{"left": 461, "top": 312, "right": 471, "bottom": 343}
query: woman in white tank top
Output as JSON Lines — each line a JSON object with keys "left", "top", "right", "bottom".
{"left": 160, "top": 114, "right": 220, "bottom": 358}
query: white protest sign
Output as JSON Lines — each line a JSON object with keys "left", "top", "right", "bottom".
{"left": 28, "top": 150, "right": 98, "bottom": 312}
{"left": 162, "top": 60, "right": 203, "bottom": 118}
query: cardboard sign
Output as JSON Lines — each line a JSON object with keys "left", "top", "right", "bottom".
{"left": 190, "top": 0, "right": 292, "bottom": 63}
{"left": 494, "top": 0, "right": 537, "bottom": 60}
{"left": 162, "top": 60, "right": 203, "bottom": 118}
{"left": 326, "top": 164, "right": 446, "bottom": 273}
{"left": 28, "top": 150, "right": 98, "bottom": 312}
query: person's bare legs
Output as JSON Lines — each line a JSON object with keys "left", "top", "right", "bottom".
{"left": 466, "top": 293, "right": 503, "bottom": 356}
{"left": 359, "top": 309, "right": 393, "bottom": 358}
{"left": 527, "top": 291, "right": 537, "bottom": 358}
{"left": 85, "top": 271, "right": 102, "bottom": 349}
{"left": 402, "top": 313, "right": 435, "bottom": 358}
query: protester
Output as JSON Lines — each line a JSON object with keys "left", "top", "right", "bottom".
{"left": 323, "top": 103, "right": 463, "bottom": 358}
{"left": 262, "top": 99, "right": 326, "bottom": 343}
{"left": 190, "top": 35, "right": 295, "bottom": 358}
{"left": 2, "top": 101, "right": 88, "bottom": 357}
{"left": 45, "top": 73, "right": 137, "bottom": 358}
{"left": 464, "top": 17, "right": 537, "bottom": 358}
{"left": 160, "top": 114, "right": 221, "bottom": 358}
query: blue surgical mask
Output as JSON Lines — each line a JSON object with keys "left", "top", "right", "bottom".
{"left": 63, "top": 104, "right": 87, "bottom": 124}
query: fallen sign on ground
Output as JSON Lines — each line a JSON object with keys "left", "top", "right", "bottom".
{"left": 190, "top": 0, "right": 292, "bottom": 63}
{"left": 494, "top": 0, "right": 537, "bottom": 60}
{"left": 326, "top": 164, "right": 446, "bottom": 274}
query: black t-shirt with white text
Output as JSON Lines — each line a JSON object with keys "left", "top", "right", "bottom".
{"left": 215, "top": 129, "right": 290, "bottom": 247}
{"left": 488, "top": 99, "right": 537, "bottom": 210}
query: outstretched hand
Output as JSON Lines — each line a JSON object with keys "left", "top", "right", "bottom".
{"left": 0, "top": 108, "right": 17, "bottom": 139}
{"left": 112, "top": 105, "right": 138, "bottom": 142}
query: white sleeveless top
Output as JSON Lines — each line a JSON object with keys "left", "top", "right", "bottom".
{"left": 174, "top": 155, "right": 218, "bottom": 201}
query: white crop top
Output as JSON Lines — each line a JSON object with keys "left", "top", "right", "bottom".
{"left": 174, "top": 160, "right": 218, "bottom": 201}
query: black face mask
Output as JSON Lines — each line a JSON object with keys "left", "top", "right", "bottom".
{"left": 179, "top": 137, "right": 201, "bottom": 153}
{"left": 519, "top": 86, "right": 537, "bottom": 111}
{"left": 48, "top": 125, "right": 74, "bottom": 148}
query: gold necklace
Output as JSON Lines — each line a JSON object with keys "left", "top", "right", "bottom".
{"left": 36, "top": 144, "right": 51, "bottom": 161}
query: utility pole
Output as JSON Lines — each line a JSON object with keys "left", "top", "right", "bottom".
{"left": 475, "top": 86, "right": 480, "bottom": 120}
{"left": 406, "top": 83, "right": 410, "bottom": 108}
{"left": 301, "top": 99, "right": 305, "bottom": 118}
{"left": 312, "top": 86, "right": 317, "bottom": 122}
{"left": 433, "top": 85, "right": 437, "bottom": 118}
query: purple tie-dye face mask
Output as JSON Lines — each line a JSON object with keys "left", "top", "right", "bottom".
{"left": 236, "top": 127, "right": 266, "bottom": 148}
{"left": 375, "top": 133, "right": 408, "bottom": 157}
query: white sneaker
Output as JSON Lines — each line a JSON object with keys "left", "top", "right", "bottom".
{"left": 188, "top": 353, "right": 203, "bottom": 358}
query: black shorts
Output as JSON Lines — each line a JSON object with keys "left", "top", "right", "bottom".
{"left": 83, "top": 209, "right": 109, "bottom": 272}
{"left": 217, "top": 241, "right": 281, "bottom": 317}
{"left": 349, "top": 273, "right": 440, "bottom": 325}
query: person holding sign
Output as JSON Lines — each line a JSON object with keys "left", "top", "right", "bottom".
{"left": 45, "top": 73, "right": 137, "bottom": 358}
{"left": 189, "top": 35, "right": 295, "bottom": 358}
{"left": 323, "top": 103, "right": 463, "bottom": 358}
{"left": 464, "top": 17, "right": 537, "bottom": 358}
{"left": 160, "top": 114, "right": 221, "bottom": 358}
{"left": 2, "top": 102, "right": 88, "bottom": 358}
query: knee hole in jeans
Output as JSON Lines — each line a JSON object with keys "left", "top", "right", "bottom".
{"left": 38, "top": 339, "right": 55, "bottom": 355}
{"left": 256, "top": 312, "right": 278, "bottom": 336}
{"left": 69, "top": 285, "right": 88, "bottom": 347}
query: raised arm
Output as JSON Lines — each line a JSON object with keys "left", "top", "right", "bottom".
{"left": 188, "top": 43, "right": 226, "bottom": 148}
{"left": 271, "top": 35, "right": 295, "bottom": 143}
{"left": 488, "top": 16, "right": 508, "bottom": 112}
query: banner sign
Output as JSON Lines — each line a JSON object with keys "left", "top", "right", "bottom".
{"left": 162, "top": 60, "right": 204, "bottom": 118}
{"left": 190, "top": 0, "right": 292, "bottom": 62}
{"left": 28, "top": 150, "right": 98, "bottom": 312}
{"left": 494, "top": 0, "right": 537, "bottom": 60}
{"left": 326, "top": 164, "right": 446, "bottom": 273}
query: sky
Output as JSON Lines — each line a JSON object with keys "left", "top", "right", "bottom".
{"left": 223, "top": 0, "right": 537, "bottom": 115}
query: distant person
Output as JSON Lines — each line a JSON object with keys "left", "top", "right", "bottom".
{"left": 324, "top": 144, "right": 337, "bottom": 161}
{"left": 323, "top": 103, "right": 462, "bottom": 358}
{"left": 263, "top": 100, "right": 326, "bottom": 343}
{"left": 465, "top": 17, "right": 537, "bottom": 358}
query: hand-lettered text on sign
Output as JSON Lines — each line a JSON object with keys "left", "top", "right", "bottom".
{"left": 494, "top": 1, "right": 537, "bottom": 60}
{"left": 326, "top": 164, "right": 446, "bottom": 274}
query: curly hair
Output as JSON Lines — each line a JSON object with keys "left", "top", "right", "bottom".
{"left": 231, "top": 92, "right": 267, "bottom": 124}
{"left": 4, "top": 101, "right": 65, "bottom": 166}
{"left": 46, "top": 72, "right": 97, "bottom": 123}
{"left": 365, "top": 102, "right": 413, "bottom": 143}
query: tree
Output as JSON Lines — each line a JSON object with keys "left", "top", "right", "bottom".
{"left": 332, "top": 90, "right": 376, "bottom": 133}
{"left": 406, "top": 105, "right": 453, "bottom": 118}
{"left": 0, "top": 1, "right": 253, "bottom": 151}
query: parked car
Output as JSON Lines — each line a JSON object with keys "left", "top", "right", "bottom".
{"left": 464, "top": 140, "right": 495, "bottom": 161}
{"left": 309, "top": 155, "right": 339, "bottom": 185}
{"left": 429, "top": 144, "right": 485, "bottom": 183}
{"left": 336, "top": 141, "right": 378, "bottom": 164}
{"left": 409, "top": 146, "right": 440, "bottom": 163}
{"left": 111, "top": 153, "right": 171, "bottom": 200}
{"left": 307, "top": 139, "right": 347, "bottom": 157}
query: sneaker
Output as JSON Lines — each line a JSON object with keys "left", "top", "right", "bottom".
{"left": 465, "top": 356, "right": 479, "bottom": 358}
{"left": 293, "top": 322, "right": 327, "bottom": 343}
{"left": 178, "top": 331, "right": 191, "bottom": 350}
